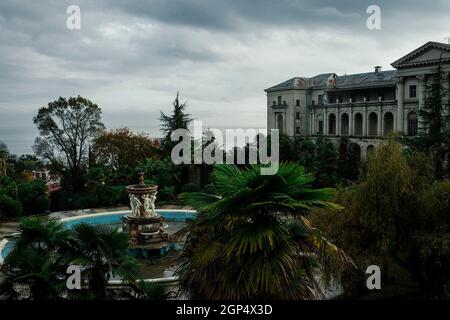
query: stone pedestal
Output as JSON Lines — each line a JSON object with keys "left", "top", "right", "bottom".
{"left": 124, "top": 173, "right": 169, "bottom": 247}
{"left": 122, "top": 215, "right": 169, "bottom": 246}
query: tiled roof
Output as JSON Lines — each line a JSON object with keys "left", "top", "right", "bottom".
{"left": 331, "top": 70, "right": 397, "bottom": 89}
{"left": 265, "top": 70, "right": 397, "bottom": 92}
{"left": 264, "top": 77, "right": 311, "bottom": 91}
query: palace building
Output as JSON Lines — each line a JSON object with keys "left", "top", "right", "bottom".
{"left": 265, "top": 41, "right": 450, "bottom": 154}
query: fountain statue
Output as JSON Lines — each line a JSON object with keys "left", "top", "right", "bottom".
{"left": 122, "top": 172, "right": 169, "bottom": 246}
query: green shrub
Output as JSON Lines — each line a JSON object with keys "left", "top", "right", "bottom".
{"left": 35, "top": 197, "right": 51, "bottom": 214}
{"left": 18, "top": 180, "right": 51, "bottom": 215}
{"left": 71, "top": 193, "right": 97, "bottom": 209}
{"left": 111, "top": 185, "right": 128, "bottom": 206}
{"left": 201, "top": 183, "right": 217, "bottom": 194}
{"left": 0, "top": 195, "right": 23, "bottom": 218}
{"left": 159, "top": 186, "right": 176, "bottom": 201}
{"left": 181, "top": 183, "right": 200, "bottom": 193}
{"left": 49, "top": 190, "right": 64, "bottom": 211}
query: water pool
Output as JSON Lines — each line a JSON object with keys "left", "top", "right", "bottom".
{"left": 0, "top": 209, "right": 196, "bottom": 277}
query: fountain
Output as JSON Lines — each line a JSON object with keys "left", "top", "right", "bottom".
{"left": 122, "top": 172, "right": 170, "bottom": 248}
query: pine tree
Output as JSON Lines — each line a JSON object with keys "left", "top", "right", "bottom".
{"left": 406, "top": 58, "right": 450, "bottom": 178}
{"left": 159, "top": 92, "right": 193, "bottom": 156}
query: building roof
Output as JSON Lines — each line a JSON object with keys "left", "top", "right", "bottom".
{"left": 265, "top": 70, "right": 397, "bottom": 92}
{"left": 264, "top": 77, "right": 311, "bottom": 92}
{"left": 391, "top": 41, "right": 450, "bottom": 69}
{"left": 329, "top": 70, "right": 397, "bottom": 89}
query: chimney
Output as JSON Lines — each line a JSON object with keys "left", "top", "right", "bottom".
{"left": 374, "top": 66, "right": 382, "bottom": 74}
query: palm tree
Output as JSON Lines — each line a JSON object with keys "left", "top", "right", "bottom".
{"left": 0, "top": 247, "right": 67, "bottom": 300}
{"left": 0, "top": 218, "right": 140, "bottom": 300}
{"left": 177, "top": 163, "right": 353, "bottom": 299}
{"left": 0, "top": 218, "right": 71, "bottom": 300}
{"left": 68, "top": 223, "right": 140, "bottom": 299}
{"left": 131, "top": 280, "right": 174, "bottom": 300}
{"left": 13, "top": 217, "right": 71, "bottom": 252}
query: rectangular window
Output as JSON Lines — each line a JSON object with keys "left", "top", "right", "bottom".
{"left": 296, "top": 127, "right": 300, "bottom": 134}
{"left": 296, "top": 112, "right": 300, "bottom": 120}
{"left": 318, "top": 95, "right": 323, "bottom": 105}
{"left": 318, "top": 121, "right": 324, "bottom": 134}
{"left": 409, "top": 85, "right": 417, "bottom": 98}
{"left": 296, "top": 99, "right": 300, "bottom": 106}
{"left": 278, "top": 96, "right": 282, "bottom": 105}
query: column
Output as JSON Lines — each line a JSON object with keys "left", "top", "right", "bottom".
{"left": 378, "top": 106, "right": 382, "bottom": 137}
{"left": 324, "top": 109, "right": 328, "bottom": 135}
{"left": 350, "top": 109, "right": 354, "bottom": 136}
{"left": 363, "top": 108, "right": 368, "bottom": 136}
{"left": 337, "top": 107, "right": 341, "bottom": 136}
{"left": 396, "top": 77, "right": 404, "bottom": 133}
{"left": 417, "top": 75, "right": 426, "bottom": 110}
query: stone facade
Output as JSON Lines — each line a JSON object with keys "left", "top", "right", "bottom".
{"left": 265, "top": 42, "right": 450, "bottom": 156}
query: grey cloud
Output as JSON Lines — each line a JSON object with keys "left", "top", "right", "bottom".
{"left": 104, "top": 0, "right": 450, "bottom": 31}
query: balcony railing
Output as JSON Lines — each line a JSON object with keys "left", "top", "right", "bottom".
{"left": 322, "top": 99, "right": 397, "bottom": 107}
{"left": 271, "top": 102, "right": 288, "bottom": 109}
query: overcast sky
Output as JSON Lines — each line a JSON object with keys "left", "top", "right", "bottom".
{"left": 1, "top": 0, "right": 450, "bottom": 154}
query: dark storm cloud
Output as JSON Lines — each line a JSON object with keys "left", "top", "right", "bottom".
{"left": 0, "top": 0, "right": 450, "bottom": 154}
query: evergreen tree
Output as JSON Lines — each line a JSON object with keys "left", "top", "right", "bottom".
{"left": 159, "top": 92, "right": 193, "bottom": 156}
{"left": 337, "top": 138, "right": 361, "bottom": 182}
{"left": 406, "top": 58, "right": 450, "bottom": 178}
{"left": 0, "top": 141, "right": 9, "bottom": 178}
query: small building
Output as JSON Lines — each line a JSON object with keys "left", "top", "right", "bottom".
{"left": 32, "top": 169, "right": 50, "bottom": 181}
{"left": 32, "top": 169, "right": 61, "bottom": 192}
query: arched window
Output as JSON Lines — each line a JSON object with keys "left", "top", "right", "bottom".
{"left": 368, "top": 112, "right": 378, "bottom": 136}
{"left": 341, "top": 113, "right": 349, "bottom": 135}
{"left": 277, "top": 113, "right": 284, "bottom": 134}
{"left": 407, "top": 112, "right": 418, "bottom": 136}
{"left": 328, "top": 114, "right": 336, "bottom": 135}
{"left": 383, "top": 112, "right": 394, "bottom": 135}
{"left": 354, "top": 113, "right": 363, "bottom": 136}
